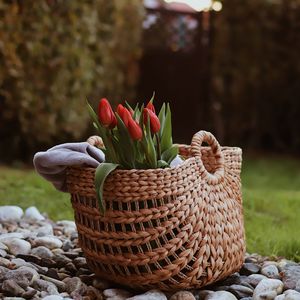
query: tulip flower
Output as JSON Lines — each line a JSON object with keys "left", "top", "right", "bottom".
{"left": 98, "top": 98, "right": 116, "bottom": 128}
{"left": 117, "top": 104, "right": 132, "bottom": 127}
{"left": 143, "top": 108, "right": 160, "bottom": 134}
{"left": 146, "top": 101, "right": 155, "bottom": 113}
{"left": 127, "top": 117, "right": 142, "bottom": 140}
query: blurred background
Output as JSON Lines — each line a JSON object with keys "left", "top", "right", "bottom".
{"left": 0, "top": 0, "right": 299, "bottom": 260}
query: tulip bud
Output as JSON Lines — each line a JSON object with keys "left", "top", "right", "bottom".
{"left": 143, "top": 108, "right": 160, "bottom": 134}
{"left": 127, "top": 117, "right": 142, "bottom": 140}
{"left": 98, "top": 98, "right": 116, "bottom": 128}
{"left": 117, "top": 104, "right": 132, "bottom": 127}
{"left": 146, "top": 101, "right": 155, "bottom": 113}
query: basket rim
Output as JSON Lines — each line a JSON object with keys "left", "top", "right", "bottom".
{"left": 67, "top": 145, "right": 242, "bottom": 176}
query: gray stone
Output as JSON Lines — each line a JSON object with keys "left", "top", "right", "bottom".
{"left": 229, "top": 284, "right": 253, "bottom": 298}
{"left": 0, "top": 233, "right": 24, "bottom": 242}
{"left": 0, "top": 241, "right": 8, "bottom": 250}
{"left": 283, "top": 289, "right": 300, "bottom": 300}
{"left": 0, "top": 265, "right": 9, "bottom": 280}
{"left": 63, "top": 276, "right": 87, "bottom": 296}
{"left": 21, "top": 287, "right": 37, "bottom": 299}
{"left": 0, "top": 249, "right": 7, "bottom": 257}
{"left": 241, "top": 263, "right": 261, "bottom": 275}
{"left": 40, "top": 275, "right": 66, "bottom": 292}
{"left": 24, "top": 206, "right": 45, "bottom": 221}
{"left": 1, "top": 279, "right": 25, "bottom": 297}
{"left": 248, "top": 274, "right": 268, "bottom": 287}
{"left": 261, "top": 265, "right": 280, "bottom": 279}
{"left": 103, "top": 288, "right": 133, "bottom": 300}
{"left": 36, "top": 224, "right": 54, "bottom": 237}
{"left": 92, "top": 277, "right": 112, "bottom": 289}
{"left": 5, "top": 266, "right": 39, "bottom": 288}
{"left": 31, "top": 246, "right": 54, "bottom": 259}
{"left": 170, "top": 291, "right": 196, "bottom": 300}
{"left": 3, "top": 238, "right": 31, "bottom": 255}
{"left": 207, "top": 291, "right": 238, "bottom": 300}
{"left": 0, "top": 257, "right": 13, "bottom": 268}
{"left": 127, "top": 289, "right": 167, "bottom": 300}
{"left": 42, "top": 296, "right": 64, "bottom": 300}
{"left": 0, "top": 206, "right": 23, "bottom": 222}
{"left": 253, "top": 279, "right": 284, "bottom": 300}
{"left": 281, "top": 265, "right": 300, "bottom": 290}
{"left": 33, "top": 278, "right": 59, "bottom": 295}
{"left": 34, "top": 236, "right": 63, "bottom": 249}
{"left": 3, "top": 298, "right": 26, "bottom": 300}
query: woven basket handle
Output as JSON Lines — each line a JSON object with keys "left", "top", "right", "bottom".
{"left": 86, "top": 136, "right": 104, "bottom": 148}
{"left": 191, "top": 131, "right": 225, "bottom": 184}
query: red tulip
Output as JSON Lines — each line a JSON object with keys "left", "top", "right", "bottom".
{"left": 127, "top": 117, "right": 142, "bottom": 140}
{"left": 117, "top": 104, "right": 132, "bottom": 127}
{"left": 146, "top": 101, "right": 155, "bottom": 113}
{"left": 143, "top": 108, "right": 160, "bottom": 134}
{"left": 98, "top": 98, "right": 116, "bottom": 128}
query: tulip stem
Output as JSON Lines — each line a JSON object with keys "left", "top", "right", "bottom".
{"left": 155, "top": 133, "right": 161, "bottom": 160}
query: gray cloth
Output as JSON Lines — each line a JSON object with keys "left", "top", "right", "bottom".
{"left": 33, "top": 142, "right": 105, "bottom": 192}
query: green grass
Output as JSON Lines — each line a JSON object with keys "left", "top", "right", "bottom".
{"left": 0, "top": 156, "right": 299, "bottom": 261}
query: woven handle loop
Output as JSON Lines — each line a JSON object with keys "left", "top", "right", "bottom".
{"left": 86, "top": 136, "right": 104, "bottom": 148}
{"left": 191, "top": 131, "right": 225, "bottom": 184}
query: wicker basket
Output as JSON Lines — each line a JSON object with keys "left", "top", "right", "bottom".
{"left": 66, "top": 130, "right": 245, "bottom": 291}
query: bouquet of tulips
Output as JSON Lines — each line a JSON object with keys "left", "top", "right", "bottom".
{"left": 87, "top": 95, "right": 179, "bottom": 213}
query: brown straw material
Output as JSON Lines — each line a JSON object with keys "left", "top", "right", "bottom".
{"left": 66, "top": 131, "right": 245, "bottom": 291}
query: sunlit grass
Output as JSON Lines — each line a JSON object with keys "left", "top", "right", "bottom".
{"left": 0, "top": 155, "right": 299, "bottom": 261}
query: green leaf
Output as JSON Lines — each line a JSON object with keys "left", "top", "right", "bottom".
{"left": 160, "top": 103, "right": 172, "bottom": 153}
{"left": 157, "top": 160, "right": 169, "bottom": 168}
{"left": 149, "top": 91, "right": 155, "bottom": 103}
{"left": 95, "top": 163, "right": 119, "bottom": 215}
{"left": 161, "top": 144, "right": 179, "bottom": 165}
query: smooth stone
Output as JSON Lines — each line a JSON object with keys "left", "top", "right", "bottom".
{"left": 281, "top": 265, "right": 300, "bottom": 290}
{"left": 31, "top": 246, "right": 54, "bottom": 259}
{"left": 42, "top": 296, "right": 64, "bottom": 300}
{"left": 4, "top": 238, "right": 31, "bottom": 255}
{"left": 10, "top": 258, "right": 37, "bottom": 269}
{"left": 248, "top": 274, "right": 268, "bottom": 287}
{"left": 34, "top": 236, "right": 63, "bottom": 249}
{"left": 0, "top": 206, "right": 23, "bottom": 222}
{"left": 3, "top": 298, "right": 26, "bottom": 300}
{"left": 63, "top": 277, "right": 87, "bottom": 296}
{"left": 241, "top": 263, "right": 261, "bottom": 275}
{"left": 127, "top": 289, "right": 167, "bottom": 300}
{"left": 24, "top": 206, "right": 45, "bottom": 221}
{"left": 0, "top": 249, "right": 7, "bottom": 257}
{"left": 253, "top": 279, "right": 284, "bottom": 300}
{"left": 5, "top": 266, "right": 39, "bottom": 288}
{"left": 22, "top": 287, "right": 37, "bottom": 299}
{"left": 197, "top": 290, "right": 214, "bottom": 299}
{"left": 229, "top": 284, "right": 253, "bottom": 298}
{"left": 0, "top": 265, "right": 9, "bottom": 280}
{"left": 1, "top": 280, "right": 25, "bottom": 297}
{"left": 283, "top": 289, "right": 300, "bottom": 299}
{"left": 0, "top": 241, "right": 8, "bottom": 250}
{"left": 73, "top": 257, "right": 87, "bottom": 268}
{"left": 0, "top": 257, "right": 14, "bottom": 268}
{"left": 0, "top": 233, "right": 24, "bottom": 242}
{"left": 261, "top": 265, "right": 280, "bottom": 279}
{"left": 62, "top": 240, "right": 73, "bottom": 252}
{"left": 40, "top": 275, "right": 66, "bottom": 292}
{"left": 274, "top": 296, "right": 285, "bottom": 300}
{"left": 207, "top": 291, "right": 238, "bottom": 300}
{"left": 278, "top": 260, "right": 299, "bottom": 272}
{"left": 103, "top": 288, "right": 133, "bottom": 299}
{"left": 37, "top": 224, "right": 54, "bottom": 237}
{"left": 170, "top": 291, "right": 196, "bottom": 300}
{"left": 33, "top": 279, "right": 59, "bottom": 295}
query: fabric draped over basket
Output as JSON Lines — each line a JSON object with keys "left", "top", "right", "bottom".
{"left": 66, "top": 131, "right": 245, "bottom": 291}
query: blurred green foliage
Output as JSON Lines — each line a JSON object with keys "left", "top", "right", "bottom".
{"left": 0, "top": 0, "right": 144, "bottom": 161}
{"left": 210, "top": 0, "right": 300, "bottom": 151}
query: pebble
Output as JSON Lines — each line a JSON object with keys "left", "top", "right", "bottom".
{"left": 281, "top": 265, "right": 300, "bottom": 290}
{"left": 241, "top": 263, "right": 261, "bottom": 275}
{"left": 261, "top": 264, "right": 280, "bottom": 279}
{"left": 24, "top": 206, "right": 45, "bottom": 221}
{"left": 31, "top": 246, "right": 54, "bottom": 259}
{"left": 1, "top": 279, "right": 25, "bottom": 297}
{"left": 0, "top": 232, "right": 25, "bottom": 242}
{"left": 170, "top": 291, "right": 196, "bottom": 300}
{"left": 33, "top": 278, "right": 59, "bottom": 295}
{"left": 127, "top": 289, "right": 167, "bottom": 300}
{"left": 207, "top": 291, "right": 238, "bottom": 299}
{"left": 42, "top": 296, "right": 64, "bottom": 300}
{"left": 3, "top": 238, "right": 31, "bottom": 255}
{"left": 253, "top": 278, "right": 284, "bottom": 300}
{"left": 103, "top": 288, "right": 133, "bottom": 299}
{"left": 248, "top": 274, "right": 268, "bottom": 287}
{"left": 37, "top": 224, "right": 54, "bottom": 237}
{"left": 229, "top": 284, "right": 253, "bottom": 298}
{"left": 0, "top": 206, "right": 23, "bottom": 222}
{"left": 34, "top": 236, "right": 63, "bottom": 249}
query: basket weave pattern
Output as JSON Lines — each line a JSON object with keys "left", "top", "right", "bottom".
{"left": 67, "top": 131, "right": 245, "bottom": 290}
